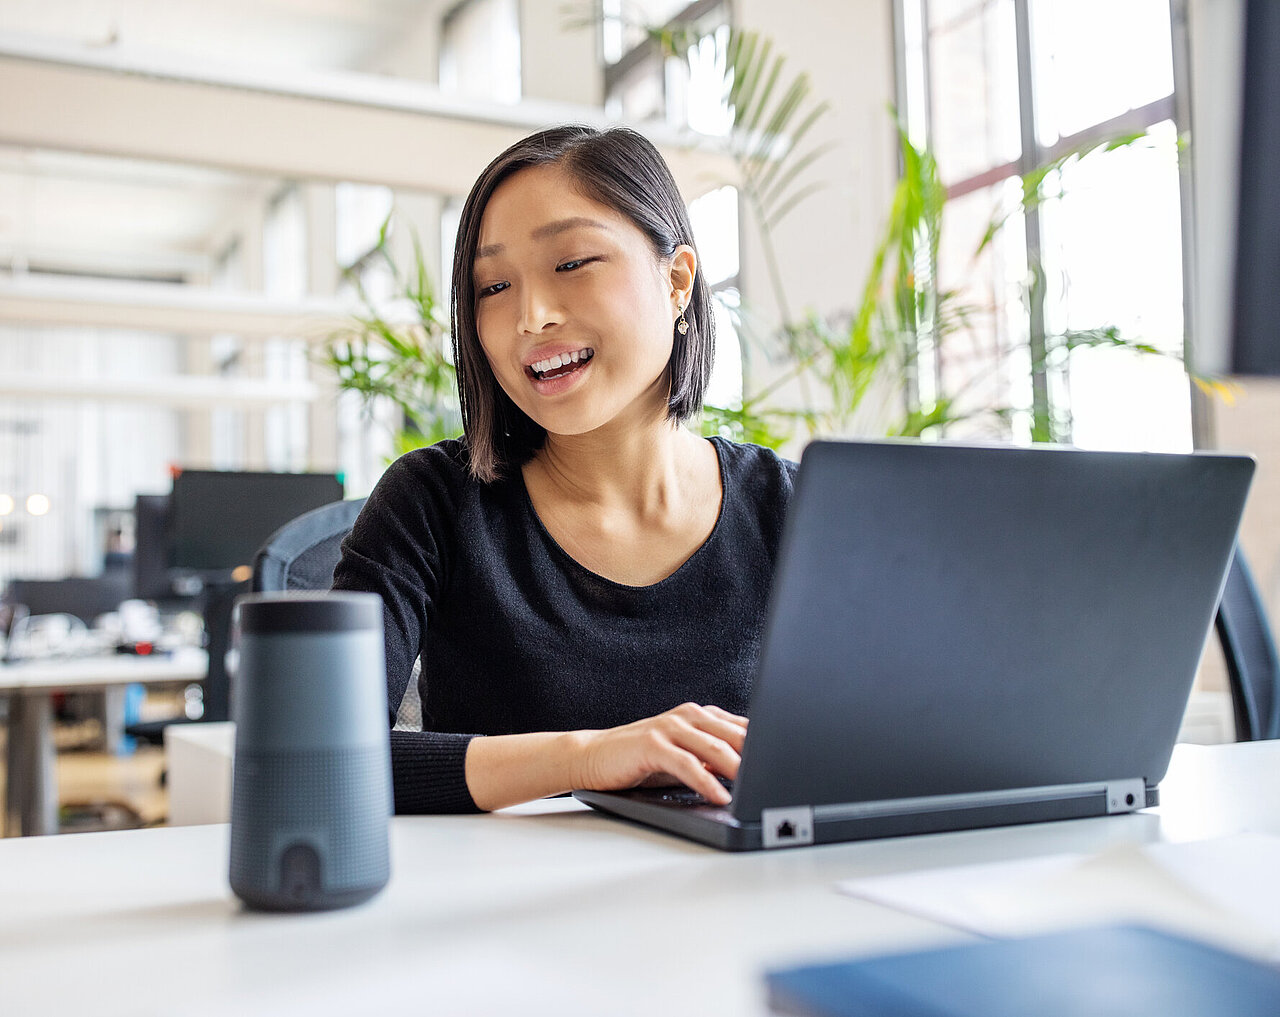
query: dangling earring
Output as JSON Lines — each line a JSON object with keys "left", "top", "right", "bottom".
{"left": 675, "top": 304, "right": 689, "bottom": 336}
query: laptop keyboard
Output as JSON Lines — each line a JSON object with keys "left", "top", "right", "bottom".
{"left": 637, "top": 776, "right": 733, "bottom": 806}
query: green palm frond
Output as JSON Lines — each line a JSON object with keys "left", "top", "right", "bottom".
{"left": 319, "top": 213, "right": 460, "bottom": 460}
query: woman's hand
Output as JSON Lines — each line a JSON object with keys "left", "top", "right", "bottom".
{"left": 464, "top": 703, "right": 748, "bottom": 812}
{"left": 569, "top": 703, "right": 748, "bottom": 806}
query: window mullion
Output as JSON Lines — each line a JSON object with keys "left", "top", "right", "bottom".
{"left": 1168, "top": 0, "right": 1210, "bottom": 449}
{"left": 1014, "top": 0, "right": 1053, "bottom": 441}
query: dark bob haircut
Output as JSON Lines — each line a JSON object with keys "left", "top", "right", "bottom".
{"left": 449, "top": 124, "right": 715, "bottom": 483}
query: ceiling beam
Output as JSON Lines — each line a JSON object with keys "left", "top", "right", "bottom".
{"left": 0, "top": 243, "right": 210, "bottom": 281}
{"left": 0, "top": 373, "right": 320, "bottom": 408}
{"left": 0, "top": 275, "right": 413, "bottom": 341}
{"left": 0, "top": 37, "right": 736, "bottom": 199}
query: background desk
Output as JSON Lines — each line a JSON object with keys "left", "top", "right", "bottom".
{"left": 1, "top": 740, "right": 1277, "bottom": 1016}
{"left": 0, "top": 649, "right": 207, "bottom": 836}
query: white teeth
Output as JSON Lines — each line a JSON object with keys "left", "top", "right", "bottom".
{"left": 530, "top": 348, "right": 594, "bottom": 375}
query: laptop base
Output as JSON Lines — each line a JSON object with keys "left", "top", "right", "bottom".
{"left": 573, "top": 782, "right": 1159, "bottom": 852}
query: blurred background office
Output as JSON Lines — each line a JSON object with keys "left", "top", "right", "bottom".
{"left": 0, "top": 1, "right": 1276, "bottom": 828}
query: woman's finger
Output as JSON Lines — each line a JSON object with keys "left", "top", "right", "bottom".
{"left": 669, "top": 707, "right": 748, "bottom": 753}
{"left": 702, "top": 704, "right": 749, "bottom": 726}
{"left": 666, "top": 721, "right": 742, "bottom": 779}
{"left": 661, "top": 746, "right": 733, "bottom": 804}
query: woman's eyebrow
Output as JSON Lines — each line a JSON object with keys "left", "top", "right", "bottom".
{"left": 475, "top": 217, "right": 610, "bottom": 261}
{"left": 530, "top": 216, "right": 610, "bottom": 241}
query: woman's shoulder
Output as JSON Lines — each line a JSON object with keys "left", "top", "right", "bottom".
{"left": 707, "top": 437, "right": 798, "bottom": 529}
{"left": 708, "top": 436, "right": 798, "bottom": 486}
{"left": 381, "top": 437, "right": 473, "bottom": 484}
{"left": 357, "top": 438, "right": 480, "bottom": 526}
{"left": 345, "top": 438, "right": 498, "bottom": 577}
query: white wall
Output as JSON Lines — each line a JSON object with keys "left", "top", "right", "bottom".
{"left": 730, "top": 0, "right": 900, "bottom": 442}
{"left": 365, "top": 3, "right": 443, "bottom": 82}
{"left": 520, "top": 0, "right": 604, "bottom": 107}
{"left": 1183, "top": 0, "right": 1280, "bottom": 640}
{"left": 734, "top": 0, "right": 898, "bottom": 326}
{"left": 1184, "top": 0, "right": 1245, "bottom": 378}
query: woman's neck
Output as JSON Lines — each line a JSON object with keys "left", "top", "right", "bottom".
{"left": 529, "top": 418, "right": 704, "bottom": 519}
{"left": 521, "top": 416, "right": 722, "bottom": 588}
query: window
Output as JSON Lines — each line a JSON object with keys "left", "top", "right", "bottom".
{"left": 332, "top": 190, "right": 404, "bottom": 497}
{"left": 602, "top": 2, "right": 743, "bottom": 411}
{"left": 688, "top": 185, "right": 742, "bottom": 408}
{"left": 897, "top": 0, "right": 1189, "bottom": 450}
{"left": 439, "top": 0, "right": 522, "bottom": 104}
{"left": 261, "top": 186, "right": 310, "bottom": 472}
{"left": 601, "top": 0, "right": 692, "bottom": 64}
{"left": 210, "top": 242, "right": 246, "bottom": 471}
{"left": 602, "top": 0, "right": 731, "bottom": 131}
{"left": 336, "top": 183, "right": 394, "bottom": 272}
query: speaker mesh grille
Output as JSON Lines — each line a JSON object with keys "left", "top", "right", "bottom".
{"left": 230, "top": 745, "right": 390, "bottom": 892}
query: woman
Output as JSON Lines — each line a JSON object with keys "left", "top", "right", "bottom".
{"left": 333, "top": 124, "right": 796, "bottom": 813}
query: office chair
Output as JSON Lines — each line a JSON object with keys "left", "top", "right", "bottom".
{"left": 1215, "top": 550, "right": 1280, "bottom": 741}
{"left": 251, "top": 498, "right": 422, "bottom": 730}
{"left": 125, "top": 498, "right": 369, "bottom": 749}
{"left": 252, "top": 497, "right": 367, "bottom": 593}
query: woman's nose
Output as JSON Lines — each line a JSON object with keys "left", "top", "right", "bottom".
{"left": 517, "top": 283, "right": 562, "bottom": 335}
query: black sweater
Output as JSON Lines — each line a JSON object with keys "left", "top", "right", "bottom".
{"left": 331, "top": 436, "right": 797, "bottom": 813}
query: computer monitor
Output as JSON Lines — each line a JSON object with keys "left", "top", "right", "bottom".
{"left": 2, "top": 573, "right": 134, "bottom": 625}
{"left": 1229, "top": 0, "right": 1280, "bottom": 376}
{"left": 168, "top": 469, "right": 344, "bottom": 576}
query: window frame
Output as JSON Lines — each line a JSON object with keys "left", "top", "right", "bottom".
{"left": 893, "top": 0, "right": 1186, "bottom": 443}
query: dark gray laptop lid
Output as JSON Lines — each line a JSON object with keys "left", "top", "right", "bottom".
{"left": 732, "top": 440, "right": 1255, "bottom": 820}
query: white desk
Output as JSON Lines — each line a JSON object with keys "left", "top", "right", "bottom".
{"left": 0, "top": 649, "right": 207, "bottom": 836}
{"left": 1, "top": 740, "right": 1276, "bottom": 1016}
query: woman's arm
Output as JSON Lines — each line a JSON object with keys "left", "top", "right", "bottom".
{"left": 332, "top": 448, "right": 480, "bottom": 812}
{"left": 334, "top": 444, "right": 756, "bottom": 814}
{"left": 464, "top": 702, "right": 747, "bottom": 811}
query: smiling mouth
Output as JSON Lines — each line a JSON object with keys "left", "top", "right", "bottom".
{"left": 526, "top": 347, "right": 594, "bottom": 381}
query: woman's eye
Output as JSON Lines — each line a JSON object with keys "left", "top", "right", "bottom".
{"left": 477, "top": 281, "right": 509, "bottom": 298}
{"left": 556, "top": 257, "right": 593, "bottom": 273}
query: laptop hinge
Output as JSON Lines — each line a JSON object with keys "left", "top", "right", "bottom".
{"left": 761, "top": 806, "right": 815, "bottom": 848}
{"left": 812, "top": 779, "right": 1147, "bottom": 823}
{"left": 1105, "top": 778, "right": 1148, "bottom": 814}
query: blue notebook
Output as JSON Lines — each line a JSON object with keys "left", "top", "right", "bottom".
{"left": 765, "top": 925, "right": 1280, "bottom": 1017}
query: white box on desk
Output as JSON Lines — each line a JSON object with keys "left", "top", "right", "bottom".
{"left": 164, "top": 721, "right": 234, "bottom": 826}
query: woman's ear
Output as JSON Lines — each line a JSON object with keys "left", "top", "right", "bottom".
{"left": 668, "top": 245, "right": 698, "bottom": 309}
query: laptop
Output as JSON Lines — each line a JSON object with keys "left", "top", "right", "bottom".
{"left": 573, "top": 440, "right": 1255, "bottom": 851}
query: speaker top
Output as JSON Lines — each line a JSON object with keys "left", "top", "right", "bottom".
{"left": 237, "top": 591, "right": 383, "bottom": 635}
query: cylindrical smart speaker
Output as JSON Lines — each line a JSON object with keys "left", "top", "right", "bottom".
{"left": 229, "top": 591, "right": 391, "bottom": 912}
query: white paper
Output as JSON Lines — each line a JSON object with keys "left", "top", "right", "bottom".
{"left": 839, "top": 832, "right": 1280, "bottom": 960}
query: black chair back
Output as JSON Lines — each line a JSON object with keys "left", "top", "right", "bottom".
{"left": 253, "top": 498, "right": 367, "bottom": 593}
{"left": 1216, "top": 550, "right": 1280, "bottom": 741}
{"left": 250, "top": 496, "right": 421, "bottom": 730}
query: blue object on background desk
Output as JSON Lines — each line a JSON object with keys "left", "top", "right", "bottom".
{"left": 118, "top": 681, "right": 144, "bottom": 755}
{"left": 765, "top": 925, "right": 1280, "bottom": 1016}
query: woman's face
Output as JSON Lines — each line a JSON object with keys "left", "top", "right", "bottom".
{"left": 472, "top": 164, "right": 693, "bottom": 440}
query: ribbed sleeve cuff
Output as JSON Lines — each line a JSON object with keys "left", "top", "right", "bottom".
{"left": 389, "top": 730, "right": 482, "bottom": 814}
